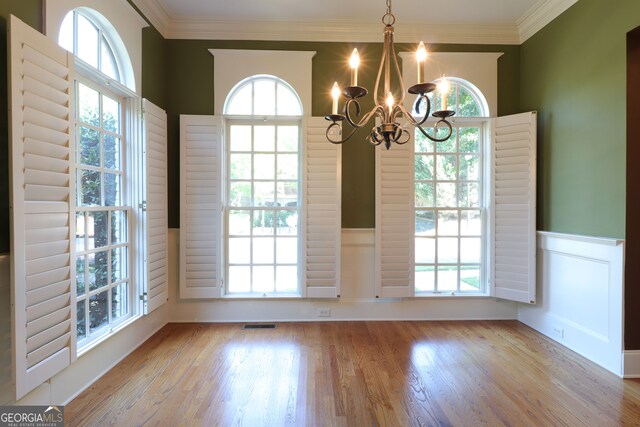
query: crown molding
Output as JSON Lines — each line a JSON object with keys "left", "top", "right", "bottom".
{"left": 517, "top": 0, "right": 579, "bottom": 43}
{"left": 130, "top": 0, "right": 171, "bottom": 35}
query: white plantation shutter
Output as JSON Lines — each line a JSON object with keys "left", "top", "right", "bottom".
{"left": 303, "top": 117, "right": 341, "bottom": 298}
{"left": 8, "top": 15, "right": 76, "bottom": 399}
{"left": 375, "top": 129, "right": 415, "bottom": 298}
{"left": 142, "top": 99, "right": 168, "bottom": 312}
{"left": 180, "top": 115, "right": 223, "bottom": 298}
{"left": 491, "top": 111, "right": 537, "bottom": 304}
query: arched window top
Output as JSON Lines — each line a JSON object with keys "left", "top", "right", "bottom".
{"left": 58, "top": 8, "right": 134, "bottom": 90}
{"left": 224, "top": 75, "right": 303, "bottom": 116}
{"left": 430, "top": 77, "right": 490, "bottom": 117}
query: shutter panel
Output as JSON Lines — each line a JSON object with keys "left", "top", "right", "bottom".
{"left": 303, "top": 117, "right": 341, "bottom": 298}
{"left": 180, "top": 115, "right": 222, "bottom": 298}
{"left": 8, "top": 15, "right": 76, "bottom": 399}
{"left": 375, "top": 128, "right": 415, "bottom": 298}
{"left": 491, "top": 111, "right": 537, "bottom": 304}
{"left": 142, "top": 99, "right": 168, "bottom": 312}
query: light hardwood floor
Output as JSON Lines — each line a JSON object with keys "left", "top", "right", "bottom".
{"left": 67, "top": 321, "right": 640, "bottom": 426}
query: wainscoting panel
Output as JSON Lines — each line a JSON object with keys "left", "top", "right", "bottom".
{"left": 518, "top": 232, "right": 624, "bottom": 376}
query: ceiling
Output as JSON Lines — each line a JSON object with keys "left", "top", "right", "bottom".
{"left": 131, "top": 0, "right": 578, "bottom": 44}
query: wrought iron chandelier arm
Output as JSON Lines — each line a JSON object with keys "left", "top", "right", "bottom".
{"left": 396, "top": 103, "right": 453, "bottom": 143}
{"left": 344, "top": 102, "right": 384, "bottom": 129}
{"left": 325, "top": 121, "right": 359, "bottom": 145}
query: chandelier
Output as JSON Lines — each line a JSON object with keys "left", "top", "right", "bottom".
{"left": 325, "top": 0, "right": 455, "bottom": 150}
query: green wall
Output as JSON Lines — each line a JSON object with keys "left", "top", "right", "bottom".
{"left": 520, "top": 0, "right": 640, "bottom": 238}
{"left": 0, "top": 0, "right": 43, "bottom": 254}
{"left": 165, "top": 40, "right": 521, "bottom": 229}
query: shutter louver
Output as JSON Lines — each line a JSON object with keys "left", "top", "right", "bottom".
{"left": 180, "top": 115, "right": 222, "bottom": 298}
{"left": 304, "top": 118, "right": 341, "bottom": 298}
{"left": 491, "top": 111, "right": 537, "bottom": 304}
{"left": 142, "top": 99, "right": 168, "bottom": 312}
{"left": 9, "top": 15, "right": 75, "bottom": 399}
{"left": 375, "top": 129, "right": 415, "bottom": 298}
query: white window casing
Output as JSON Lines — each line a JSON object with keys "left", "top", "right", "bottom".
{"left": 142, "top": 99, "right": 168, "bottom": 312}
{"left": 490, "top": 111, "right": 537, "bottom": 304}
{"left": 303, "top": 117, "right": 342, "bottom": 298}
{"left": 375, "top": 124, "right": 416, "bottom": 298}
{"left": 9, "top": 15, "right": 76, "bottom": 399}
{"left": 179, "top": 115, "right": 223, "bottom": 298}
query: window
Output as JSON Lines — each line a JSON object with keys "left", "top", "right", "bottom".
{"left": 414, "top": 78, "right": 489, "bottom": 294}
{"left": 224, "top": 76, "right": 303, "bottom": 295}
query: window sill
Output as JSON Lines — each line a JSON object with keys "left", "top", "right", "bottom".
{"left": 413, "top": 292, "right": 492, "bottom": 299}
{"left": 221, "top": 293, "right": 302, "bottom": 300}
{"left": 77, "top": 314, "right": 142, "bottom": 358}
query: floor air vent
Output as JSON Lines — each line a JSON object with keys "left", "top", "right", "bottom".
{"left": 242, "top": 324, "right": 277, "bottom": 329}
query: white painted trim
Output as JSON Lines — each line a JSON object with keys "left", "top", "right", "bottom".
{"left": 342, "top": 229, "right": 375, "bottom": 246}
{"left": 537, "top": 231, "right": 624, "bottom": 246}
{"left": 130, "top": 0, "right": 172, "bottom": 37}
{"left": 623, "top": 351, "right": 640, "bottom": 378}
{"left": 517, "top": 0, "right": 579, "bottom": 43}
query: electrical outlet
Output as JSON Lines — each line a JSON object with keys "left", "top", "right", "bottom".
{"left": 317, "top": 308, "right": 331, "bottom": 318}
{"left": 552, "top": 326, "right": 564, "bottom": 339}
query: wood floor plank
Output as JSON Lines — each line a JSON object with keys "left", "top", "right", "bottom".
{"left": 66, "top": 321, "right": 640, "bottom": 426}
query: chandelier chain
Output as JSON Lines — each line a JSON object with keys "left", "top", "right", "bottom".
{"left": 382, "top": 0, "right": 395, "bottom": 26}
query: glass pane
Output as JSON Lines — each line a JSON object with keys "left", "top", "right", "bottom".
{"left": 415, "top": 210, "right": 435, "bottom": 236}
{"left": 229, "top": 238, "right": 251, "bottom": 264}
{"left": 228, "top": 266, "right": 251, "bottom": 293}
{"left": 77, "top": 14, "right": 99, "bottom": 68}
{"left": 230, "top": 154, "right": 251, "bottom": 179}
{"left": 277, "top": 154, "right": 298, "bottom": 180}
{"left": 89, "top": 290, "right": 109, "bottom": 332}
{"left": 276, "top": 237, "right": 297, "bottom": 264}
{"left": 254, "top": 181, "right": 275, "bottom": 206}
{"left": 101, "top": 38, "right": 119, "bottom": 81}
{"left": 254, "top": 126, "right": 275, "bottom": 151}
{"left": 104, "top": 135, "right": 121, "bottom": 170}
{"left": 437, "top": 237, "right": 458, "bottom": 263}
{"left": 253, "top": 237, "right": 274, "bottom": 263}
{"left": 276, "top": 266, "right": 298, "bottom": 292}
{"left": 78, "top": 83, "right": 100, "bottom": 127}
{"left": 415, "top": 130, "right": 433, "bottom": 153}
{"left": 254, "top": 154, "right": 275, "bottom": 180}
{"left": 76, "top": 300, "right": 86, "bottom": 341}
{"left": 415, "top": 182, "right": 434, "bottom": 207}
{"left": 459, "top": 155, "right": 479, "bottom": 180}
{"left": 89, "top": 250, "right": 109, "bottom": 291}
{"left": 230, "top": 125, "right": 252, "bottom": 151}
{"left": 277, "top": 126, "right": 298, "bottom": 152}
{"left": 253, "top": 266, "right": 274, "bottom": 293}
{"left": 229, "top": 210, "right": 250, "bottom": 235}
{"left": 253, "top": 80, "right": 276, "bottom": 115}
{"left": 227, "top": 84, "right": 252, "bottom": 115}
{"left": 415, "top": 155, "right": 433, "bottom": 180}
{"left": 438, "top": 210, "right": 459, "bottom": 236}
{"left": 436, "top": 155, "right": 457, "bottom": 181}
{"left": 436, "top": 128, "right": 456, "bottom": 153}
{"left": 76, "top": 256, "right": 86, "bottom": 296}
{"left": 102, "top": 95, "right": 120, "bottom": 133}
{"left": 111, "top": 210, "right": 127, "bottom": 245}
{"left": 104, "top": 172, "right": 122, "bottom": 206}
{"left": 277, "top": 182, "right": 298, "bottom": 206}
{"left": 111, "top": 246, "right": 128, "bottom": 282}
{"left": 437, "top": 266, "right": 457, "bottom": 291}
{"left": 461, "top": 210, "right": 482, "bottom": 235}
{"left": 79, "top": 126, "right": 100, "bottom": 167}
{"left": 459, "top": 183, "right": 480, "bottom": 208}
{"left": 87, "top": 211, "right": 108, "bottom": 249}
{"left": 436, "top": 183, "right": 457, "bottom": 207}
{"left": 415, "top": 266, "right": 435, "bottom": 292}
{"left": 276, "top": 83, "right": 302, "bottom": 116}
{"left": 253, "top": 210, "right": 275, "bottom": 236}
{"left": 459, "top": 128, "right": 480, "bottom": 152}
{"left": 461, "top": 238, "right": 481, "bottom": 264}
{"left": 277, "top": 210, "right": 298, "bottom": 235}
{"left": 460, "top": 266, "right": 481, "bottom": 291}
{"left": 112, "top": 282, "right": 128, "bottom": 320}
{"left": 59, "top": 12, "right": 73, "bottom": 53}
{"left": 415, "top": 238, "right": 435, "bottom": 264}
{"left": 458, "top": 87, "right": 481, "bottom": 117}
{"left": 80, "top": 169, "right": 101, "bottom": 206}
{"left": 76, "top": 212, "right": 86, "bottom": 252}
{"left": 230, "top": 182, "right": 251, "bottom": 207}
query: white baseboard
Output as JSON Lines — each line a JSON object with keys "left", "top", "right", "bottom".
{"left": 624, "top": 351, "right": 640, "bottom": 378}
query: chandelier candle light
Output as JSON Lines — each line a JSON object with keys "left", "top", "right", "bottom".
{"left": 325, "top": 0, "right": 455, "bottom": 150}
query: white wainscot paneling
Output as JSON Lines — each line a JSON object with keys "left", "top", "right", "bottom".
{"left": 168, "top": 229, "right": 517, "bottom": 321}
{"left": 518, "top": 232, "right": 624, "bottom": 376}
